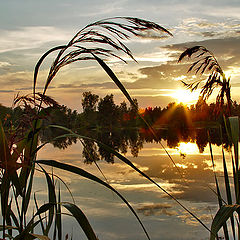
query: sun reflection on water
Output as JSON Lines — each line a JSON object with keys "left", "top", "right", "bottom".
{"left": 175, "top": 163, "right": 188, "bottom": 169}
{"left": 177, "top": 142, "right": 199, "bottom": 155}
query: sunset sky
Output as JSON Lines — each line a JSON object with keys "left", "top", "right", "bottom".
{"left": 1, "top": 2, "right": 239, "bottom": 239}
{"left": 1, "top": 0, "right": 240, "bottom": 111}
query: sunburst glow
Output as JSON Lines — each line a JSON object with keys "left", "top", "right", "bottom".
{"left": 172, "top": 89, "right": 199, "bottom": 105}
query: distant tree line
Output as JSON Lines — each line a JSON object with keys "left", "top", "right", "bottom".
{"left": 1, "top": 93, "right": 239, "bottom": 162}
{"left": 0, "top": 92, "right": 141, "bottom": 163}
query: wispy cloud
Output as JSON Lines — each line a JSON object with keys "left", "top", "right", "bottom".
{"left": 177, "top": 18, "right": 240, "bottom": 39}
{"left": 203, "top": 6, "right": 240, "bottom": 18}
{"left": 0, "top": 26, "right": 72, "bottom": 53}
{"left": 75, "top": 0, "right": 127, "bottom": 17}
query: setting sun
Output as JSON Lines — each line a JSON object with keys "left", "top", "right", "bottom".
{"left": 1, "top": 1, "right": 240, "bottom": 239}
{"left": 172, "top": 89, "right": 199, "bottom": 105}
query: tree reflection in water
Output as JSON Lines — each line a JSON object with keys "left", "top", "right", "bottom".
{"left": 43, "top": 123, "right": 229, "bottom": 164}
{"left": 38, "top": 93, "right": 234, "bottom": 163}
{"left": 1, "top": 91, "right": 234, "bottom": 163}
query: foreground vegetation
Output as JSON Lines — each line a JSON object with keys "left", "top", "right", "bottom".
{"left": 0, "top": 17, "right": 239, "bottom": 240}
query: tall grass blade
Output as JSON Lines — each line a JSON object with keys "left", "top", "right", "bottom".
{"left": 14, "top": 204, "right": 51, "bottom": 239}
{"left": 224, "top": 116, "right": 239, "bottom": 203}
{"left": 210, "top": 205, "right": 240, "bottom": 240}
{"left": 37, "top": 125, "right": 211, "bottom": 233}
{"left": 9, "top": 209, "right": 20, "bottom": 230}
{"left": 14, "top": 218, "right": 48, "bottom": 240}
{"left": 228, "top": 116, "right": 240, "bottom": 238}
{"left": 40, "top": 167, "right": 57, "bottom": 235}
{"left": 34, "top": 193, "right": 45, "bottom": 234}
{"left": 10, "top": 172, "right": 22, "bottom": 197}
{"left": 34, "top": 203, "right": 55, "bottom": 219}
{"left": 0, "top": 120, "right": 22, "bottom": 206}
{"left": 37, "top": 160, "right": 151, "bottom": 240}
{"left": 222, "top": 149, "right": 235, "bottom": 239}
{"left": 1, "top": 172, "right": 10, "bottom": 238}
{"left": 229, "top": 117, "right": 239, "bottom": 196}
{"left": 80, "top": 139, "right": 109, "bottom": 184}
{"left": 219, "top": 126, "right": 236, "bottom": 239}
{"left": 24, "top": 164, "right": 35, "bottom": 214}
{"left": 229, "top": 117, "right": 239, "bottom": 169}
{"left": 6, "top": 200, "right": 13, "bottom": 237}
{"left": 56, "top": 185, "right": 62, "bottom": 240}
{"left": 93, "top": 54, "right": 134, "bottom": 106}
{"left": 19, "top": 120, "right": 42, "bottom": 233}
{"left": 19, "top": 120, "right": 42, "bottom": 188}
{"left": 63, "top": 202, "right": 98, "bottom": 240}
{"left": 34, "top": 46, "right": 66, "bottom": 97}
{"left": 36, "top": 166, "right": 76, "bottom": 204}
{"left": 208, "top": 131, "right": 229, "bottom": 239}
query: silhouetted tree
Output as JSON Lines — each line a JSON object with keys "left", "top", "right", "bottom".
{"left": 82, "top": 91, "right": 99, "bottom": 114}
{"left": 97, "top": 94, "right": 119, "bottom": 129}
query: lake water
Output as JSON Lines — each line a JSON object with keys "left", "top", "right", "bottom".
{"left": 36, "top": 140, "right": 229, "bottom": 240}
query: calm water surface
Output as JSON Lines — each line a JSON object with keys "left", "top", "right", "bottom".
{"left": 36, "top": 140, "right": 228, "bottom": 240}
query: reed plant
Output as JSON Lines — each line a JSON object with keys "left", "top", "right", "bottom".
{"left": 206, "top": 116, "right": 240, "bottom": 240}
{"left": 179, "top": 46, "right": 240, "bottom": 239}
{"left": 0, "top": 17, "right": 177, "bottom": 240}
{"left": 1, "top": 17, "right": 235, "bottom": 240}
